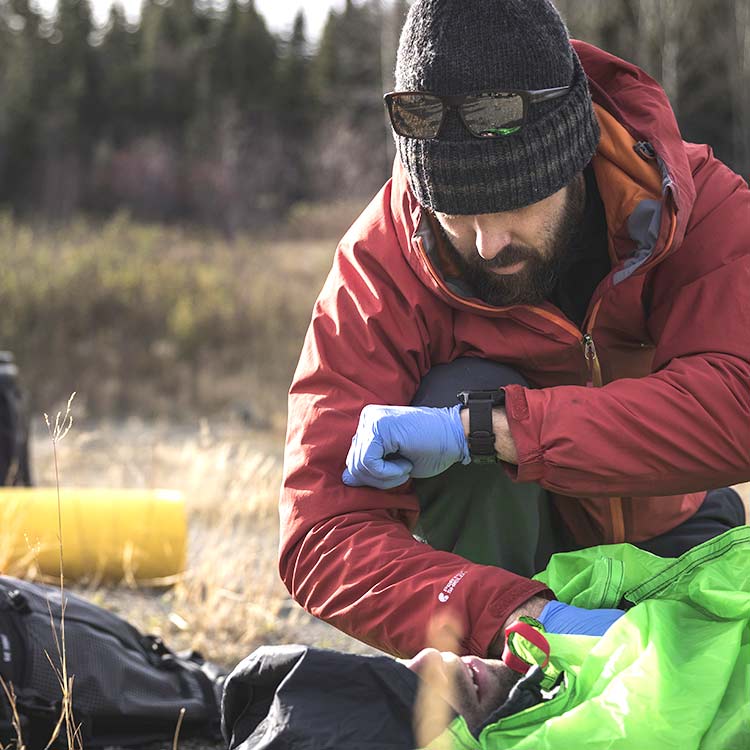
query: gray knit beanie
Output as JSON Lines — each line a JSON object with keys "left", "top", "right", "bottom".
{"left": 393, "top": 0, "right": 600, "bottom": 215}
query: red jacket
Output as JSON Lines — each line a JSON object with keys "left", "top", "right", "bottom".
{"left": 279, "top": 42, "right": 750, "bottom": 658}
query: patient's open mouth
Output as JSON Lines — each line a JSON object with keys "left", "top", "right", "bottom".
{"left": 470, "top": 665, "right": 480, "bottom": 699}
{"left": 461, "top": 656, "right": 486, "bottom": 704}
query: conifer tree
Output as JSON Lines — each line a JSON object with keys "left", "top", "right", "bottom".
{"left": 98, "top": 3, "right": 140, "bottom": 143}
{"left": 139, "top": 0, "right": 203, "bottom": 131}
{"left": 275, "top": 10, "right": 314, "bottom": 204}
{"left": 0, "top": 0, "right": 36, "bottom": 202}
{"left": 211, "top": 0, "right": 277, "bottom": 112}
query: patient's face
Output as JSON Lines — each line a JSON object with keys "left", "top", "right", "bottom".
{"left": 404, "top": 648, "right": 519, "bottom": 733}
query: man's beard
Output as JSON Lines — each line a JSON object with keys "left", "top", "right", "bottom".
{"left": 439, "top": 177, "right": 586, "bottom": 308}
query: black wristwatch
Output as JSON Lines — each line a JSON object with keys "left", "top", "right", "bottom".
{"left": 456, "top": 389, "right": 506, "bottom": 464}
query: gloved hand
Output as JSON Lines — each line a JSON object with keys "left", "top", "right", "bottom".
{"left": 342, "top": 404, "right": 470, "bottom": 490}
{"left": 539, "top": 600, "right": 625, "bottom": 636}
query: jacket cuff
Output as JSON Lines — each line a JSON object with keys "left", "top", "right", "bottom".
{"left": 503, "top": 385, "right": 544, "bottom": 483}
{"left": 466, "top": 578, "right": 554, "bottom": 657}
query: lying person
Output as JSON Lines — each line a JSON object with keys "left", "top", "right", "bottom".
{"left": 221, "top": 643, "right": 556, "bottom": 749}
{"left": 223, "top": 526, "right": 750, "bottom": 749}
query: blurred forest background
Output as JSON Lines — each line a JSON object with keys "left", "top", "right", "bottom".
{"left": 1, "top": 0, "right": 749, "bottom": 418}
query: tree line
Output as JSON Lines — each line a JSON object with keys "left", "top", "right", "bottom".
{"left": 0, "top": 0, "right": 409, "bottom": 231}
{"left": 0, "top": 0, "right": 747, "bottom": 231}
{"left": 557, "top": 0, "right": 750, "bottom": 181}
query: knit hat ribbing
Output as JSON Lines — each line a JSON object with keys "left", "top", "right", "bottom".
{"left": 393, "top": 0, "right": 600, "bottom": 215}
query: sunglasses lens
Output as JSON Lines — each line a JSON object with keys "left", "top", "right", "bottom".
{"left": 462, "top": 93, "right": 524, "bottom": 137}
{"left": 389, "top": 94, "right": 444, "bottom": 138}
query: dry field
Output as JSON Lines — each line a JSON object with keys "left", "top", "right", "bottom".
{"left": 29, "top": 419, "right": 377, "bottom": 667}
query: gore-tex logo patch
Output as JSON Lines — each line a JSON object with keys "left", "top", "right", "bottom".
{"left": 438, "top": 570, "right": 467, "bottom": 603}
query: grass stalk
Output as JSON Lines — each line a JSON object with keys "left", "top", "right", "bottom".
{"left": 42, "top": 394, "right": 81, "bottom": 750}
{"left": 0, "top": 677, "right": 25, "bottom": 749}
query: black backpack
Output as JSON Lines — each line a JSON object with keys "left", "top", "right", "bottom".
{"left": 0, "top": 352, "right": 32, "bottom": 486}
{"left": 0, "top": 576, "right": 225, "bottom": 748}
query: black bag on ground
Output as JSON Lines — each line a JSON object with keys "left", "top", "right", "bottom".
{"left": 222, "top": 645, "right": 422, "bottom": 749}
{"left": 0, "top": 351, "right": 32, "bottom": 486}
{"left": 0, "top": 576, "right": 225, "bottom": 748}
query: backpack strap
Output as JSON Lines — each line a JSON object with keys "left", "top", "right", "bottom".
{"left": 139, "top": 636, "right": 223, "bottom": 733}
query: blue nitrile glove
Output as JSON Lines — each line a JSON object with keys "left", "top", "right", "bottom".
{"left": 342, "top": 404, "right": 470, "bottom": 490}
{"left": 539, "top": 601, "right": 625, "bottom": 636}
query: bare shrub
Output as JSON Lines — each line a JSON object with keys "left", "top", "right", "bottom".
{"left": 0, "top": 213, "right": 337, "bottom": 420}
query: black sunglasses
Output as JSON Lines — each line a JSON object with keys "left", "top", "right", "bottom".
{"left": 384, "top": 87, "right": 571, "bottom": 140}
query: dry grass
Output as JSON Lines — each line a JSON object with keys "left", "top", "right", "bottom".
{"left": 42, "top": 394, "right": 83, "bottom": 750}
{"left": 29, "top": 419, "right": 376, "bottom": 671}
{"left": 2, "top": 416, "right": 373, "bottom": 750}
{"left": 0, "top": 677, "right": 25, "bottom": 748}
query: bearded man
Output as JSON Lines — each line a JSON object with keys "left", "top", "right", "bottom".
{"left": 278, "top": 0, "right": 750, "bottom": 660}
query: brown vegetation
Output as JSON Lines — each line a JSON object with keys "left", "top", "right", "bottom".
{"left": 0, "top": 207, "right": 360, "bottom": 421}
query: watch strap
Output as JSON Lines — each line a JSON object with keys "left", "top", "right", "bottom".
{"left": 457, "top": 389, "right": 505, "bottom": 464}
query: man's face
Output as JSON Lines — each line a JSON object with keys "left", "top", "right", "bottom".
{"left": 433, "top": 174, "right": 586, "bottom": 307}
{"left": 404, "top": 648, "right": 519, "bottom": 734}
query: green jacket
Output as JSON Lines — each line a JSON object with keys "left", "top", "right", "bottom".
{"left": 433, "top": 526, "right": 750, "bottom": 749}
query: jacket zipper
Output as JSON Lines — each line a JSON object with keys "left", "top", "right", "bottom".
{"left": 582, "top": 333, "right": 602, "bottom": 387}
{"left": 581, "top": 300, "right": 625, "bottom": 543}
{"left": 589, "top": 157, "right": 678, "bottom": 543}
{"left": 579, "top": 155, "right": 678, "bottom": 544}
{"left": 581, "top": 349, "right": 626, "bottom": 543}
